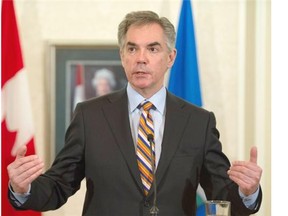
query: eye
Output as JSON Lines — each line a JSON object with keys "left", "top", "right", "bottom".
{"left": 127, "top": 46, "right": 136, "bottom": 53}
{"left": 148, "top": 47, "right": 159, "bottom": 53}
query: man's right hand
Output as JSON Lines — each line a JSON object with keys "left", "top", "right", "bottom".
{"left": 7, "top": 145, "right": 44, "bottom": 194}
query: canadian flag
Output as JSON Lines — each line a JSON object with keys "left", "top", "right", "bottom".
{"left": 1, "top": 0, "right": 41, "bottom": 215}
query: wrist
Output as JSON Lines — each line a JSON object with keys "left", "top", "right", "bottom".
{"left": 9, "top": 181, "right": 30, "bottom": 194}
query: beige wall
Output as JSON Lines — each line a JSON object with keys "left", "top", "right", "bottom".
{"left": 14, "top": 0, "right": 270, "bottom": 215}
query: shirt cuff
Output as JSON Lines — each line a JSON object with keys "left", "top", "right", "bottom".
{"left": 238, "top": 186, "right": 260, "bottom": 209}
{"left": 8, "top": 182, "right": 31, "bottom": 206}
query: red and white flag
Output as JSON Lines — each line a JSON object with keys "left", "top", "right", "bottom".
{"left": 73, "top": 64, "right": 85, "bottom": 110}
{"left": 1, "top": 0, "right": 41, "bottom": 215}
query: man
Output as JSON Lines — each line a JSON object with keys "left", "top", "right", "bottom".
{"left": 7, "top": 11, "right": 262, "bottom": 216}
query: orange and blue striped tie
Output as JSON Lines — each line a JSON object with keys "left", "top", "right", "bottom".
{"left": 137, "top": 101, "right": 155, "bottom": 196}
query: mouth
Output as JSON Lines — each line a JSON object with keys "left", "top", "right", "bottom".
{"left": 132, "top": 70, "right": 149, "bottom": 76}
{"left": 135, "top": 71, "right": 147, "bottom": 75}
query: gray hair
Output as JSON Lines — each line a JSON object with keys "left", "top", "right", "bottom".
{"left": 118, "top": 11, "right": 176, "bottom": 52}
{"left": 92, "top": 68, "right": 116, "bottom": 88}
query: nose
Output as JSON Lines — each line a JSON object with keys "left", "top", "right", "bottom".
{"left": 136, "top": 49, "right": 148, "bottom": 64}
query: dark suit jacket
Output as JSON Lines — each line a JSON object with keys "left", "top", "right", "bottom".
{"left": 10, "top": 88, "right": 262, "bottom": 215}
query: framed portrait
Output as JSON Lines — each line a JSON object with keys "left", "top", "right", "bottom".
{"left": 48, "top": 43, "right": 127, "bottom": 158}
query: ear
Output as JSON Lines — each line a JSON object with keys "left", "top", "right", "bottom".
{"left": 167, "top": 49, "right": 177, "bottom": 68}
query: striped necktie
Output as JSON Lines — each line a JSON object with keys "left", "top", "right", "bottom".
{"left": 137, "top": 101, "right": 155, "bottom": 196}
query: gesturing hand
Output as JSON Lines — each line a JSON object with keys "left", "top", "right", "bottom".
{"left": 227, "top": 146, "right": 262, "bottom": 196}
{"left": 7, "top": 145, "right": 44, "bottom": 194}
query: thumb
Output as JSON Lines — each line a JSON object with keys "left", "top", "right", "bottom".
{"left": 16, "top": 145, "right": 27, "bottom": 159}
{"left": 249, "top": 146, "right": 258, "bottom": 164}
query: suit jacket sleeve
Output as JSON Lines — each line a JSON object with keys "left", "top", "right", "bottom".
{"left": 9, "top": 104, "right": 86, "bottom": 211}
{"left": 200, "top": 112, "right": 262, "bottom": 215}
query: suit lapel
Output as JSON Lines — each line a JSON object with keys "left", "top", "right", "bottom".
{"left": 102, "top": 89, "right": 191, "bottom": 197}
{"left": 154, "top": 92, "right": 190, "bottom": 190}
{"left": 102, "top": 89, "right": 143, "bottom": 192}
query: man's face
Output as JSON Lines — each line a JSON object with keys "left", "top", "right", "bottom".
{"left": 120, "top": 23, "right": 176, "bottom": 97}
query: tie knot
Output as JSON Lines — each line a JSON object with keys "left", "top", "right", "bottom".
{"left": 141, "top": 101, "right": 154, "bottom": 111}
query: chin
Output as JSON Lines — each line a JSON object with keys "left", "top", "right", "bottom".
{"left": 134, "top": 83, "right": 151, "bottom": 89}
{"left": 131, "top": 79, "right": 150, "bottom": 88}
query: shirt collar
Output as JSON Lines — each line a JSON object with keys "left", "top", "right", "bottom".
{"left": 127, "top": 83, "right": 166, "bottom": 115}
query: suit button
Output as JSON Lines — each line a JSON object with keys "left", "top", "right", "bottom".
{"left": 144, "top": 201, "right": 150, "bottom": 207}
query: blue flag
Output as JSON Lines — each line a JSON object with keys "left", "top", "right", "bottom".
{"left": 168, "top": 0, "right": 205, "bottom": 215}
{"left": 168, "top": 0, "right": 202, "bottom": 107}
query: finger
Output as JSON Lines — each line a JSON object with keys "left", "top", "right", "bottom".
{"left": 228, "top": 172, "right": 252, "bottom": 186}
{"left": 231, "top": 161, "right": 261, "bottom": 172}
{"left": 228, "top": 171, "right": 259, "bottom": 196}
{"left": 227, "top": 168, "right": 258, "bottom": 190}
{"left": 229, "top": 166, "right": 254, "bottom": 179}
{"left": 250, "top": 146, "right": 258, "bottom": 164}
{"left": 7, "top": 156, "right": 43, "bottom": 181}
{"left": 228, "top": 166, "right": 260, "bottom": 182}
{"left": 10, "top": 166, "right": 43, "bottom": 194}
{"left": 9, "top": 160, "right": 44, "bottom": 193}
{"left": 228, "top": 174, "right": 254, "bottom": 195}
{"left": 228, "top": 163, "right": 262, "bottom": 185}
{"left": 22, "top": 167, "right": 44, "bottom": 187}
{"left": 10, "top": 155, "right": 39, "bottom": 170}
{"left": 16, "top": 145, "right": 27, "bottom": 159}
{"left": 15, "top": 160, "right": 44, "bottom": 184}
{"left": 17, "top": 157, "right": 43, "bottom": 175}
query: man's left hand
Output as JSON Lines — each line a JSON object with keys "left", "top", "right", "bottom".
{"left": 227, "top": 146, "right": 262, "bottom": 196}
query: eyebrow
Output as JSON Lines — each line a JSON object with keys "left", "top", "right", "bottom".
{"left": 126, "top": 42, "right": 137, "bottom": 46}
{"left": 126, "top": 41, "right": 162, "bottom": 47}
{"left": 147, "top": 42, "right": 162, "bottom": 47}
